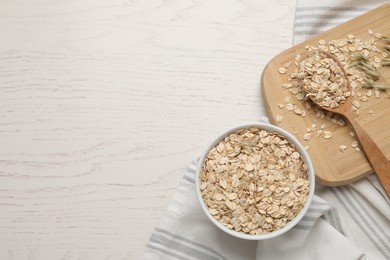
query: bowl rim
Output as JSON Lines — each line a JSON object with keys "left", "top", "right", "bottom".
{"left": 195, "top": 122, "right": 315, "bottom": 240}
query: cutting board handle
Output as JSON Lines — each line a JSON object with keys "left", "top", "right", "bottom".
{"left": 345, "top": 113, "right": 390, "bottom": 197}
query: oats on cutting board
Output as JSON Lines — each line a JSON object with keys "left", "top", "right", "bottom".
{"left": 276, "top": 32, "right": 390, "bottom": 151}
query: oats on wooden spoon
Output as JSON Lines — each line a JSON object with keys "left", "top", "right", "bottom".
{"left": 299, "top": 50, "right": 390, "bottom": 197}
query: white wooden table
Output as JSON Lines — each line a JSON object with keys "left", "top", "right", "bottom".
{"left": 0, "top": 0, "right": 296, "bottom": 259}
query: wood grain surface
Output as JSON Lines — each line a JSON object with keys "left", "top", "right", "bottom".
{"left": 0, "top": 0, "right": 296, "bottom": 259}
{"left": 262, "top": 4, "right": 390, "bottom": 186}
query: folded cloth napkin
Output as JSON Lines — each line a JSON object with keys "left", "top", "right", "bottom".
{"left": 142, "top": 1, "right": 390, "bottom": 259}
{"left": 143, "top": 160, "right": 365, "bottom": 260}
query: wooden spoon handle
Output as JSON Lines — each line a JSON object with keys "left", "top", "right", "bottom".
{"left": 346, "top": 114, "right": 390, "bottom": 197}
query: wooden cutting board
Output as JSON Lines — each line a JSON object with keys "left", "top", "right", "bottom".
{"left": 261, "top": 4, "right": 390, "bottom": 186}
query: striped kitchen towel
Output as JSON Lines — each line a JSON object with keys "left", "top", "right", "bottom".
{"left": 294, "top": 0, "right": 390, "bottom": 259}
{"left": 142, "top": 160, "right": 363, "bottom": 260}
{"left": 294, "top": 0, "right": 390, "bottom": 44}
{"left": 142, "top": 1, "right": 390, "bottom": 259}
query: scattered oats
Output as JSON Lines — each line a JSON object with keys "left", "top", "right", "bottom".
{"left": 349, "top": 131, "right": 356, "bottom": 137}
{"left": 320, "top": 124, "right": 326, "bottom": 130}
{"left": 347, "top": 34, "right": 355, "bottom": 39}
{"left": 317, "top": 110, "right": 325, "bottom": 119}
{"left": 374, "top": 90, "right": 380, "bottom": 99}
{"left": 285, "top": 103, "right": 294, "bottom": 111}
{"left": 352, "top": 100, "right": 361, "bottom": 109}
{"left": 318, "top": 39, "right": 326, "bottom": 45}
{"left": 278, "top": 67, "right": 287, "bottom": 74}
{"left": 278, "top": 103, "right": 284, "bottom": 109}
{"left": 323, "top": 131, "right": 333, "bottom": 139}
{"left": 316, "top": 130, "right": 323, "bottom": 138}
{"left": 368, "top": 29, "right": 373, "bottom": 35}
{"left": 355, "top": 147, "right": 361, "bottom": 152}
{"left": 293, "top": 107, "right": 303, "bottom": 115}
{"left": 337, "top": 39, "right": 346, "bottom": 47}
{"left": 360, "top": 96, "right": 368, "bottom": 102}
{"left": 306, "top": 127, "right": 312, "bottom": 133}
{"left": 374, "top": 56, "right": 381, "bottom": 63}
{"left": 339, "top": 145, "right": 347, "bottom": 152}
{"left": 369, "top": 109, "right": 374, "bottom": 115}
{"left": 374, "top": 32, "right": 382, "bottom": 38}
{"left": 304, "top": 146, "right": 310, "bottom": 151}
{"left": 351, "top": 141, "right": 359, "bottom": 148}
{"left": 355, "top": 110, "right": 360, "bottom": 116}
{"left": 276, "top": 115, "right": 283, "bottom": 123}
{"left": 337, "top": 119, "right": 345, "bottom": 126}
{"left": 303, "top": 133, "right": 312, "bottom": 141}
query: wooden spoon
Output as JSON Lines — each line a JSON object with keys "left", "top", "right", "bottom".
{"left": 302, "top": 50, "right": 390, "bottom": 197}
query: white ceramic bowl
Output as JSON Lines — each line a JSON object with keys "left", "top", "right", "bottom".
{"left": 195, "top": 122, "right": 315, "bottom": 240}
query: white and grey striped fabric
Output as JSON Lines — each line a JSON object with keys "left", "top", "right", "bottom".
{"left": 142, "top": 1, "right": 390, "bottom": 259}
{"left": 294, "top": 0, "right": 390, "bottom": 259}
{"left": 294, "top": 0, "right": 389, "bottom": 44}
{"left": 142, "top": 160, "right": 365, "bottom": 260}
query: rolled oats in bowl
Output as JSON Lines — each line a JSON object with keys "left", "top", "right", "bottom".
{"left": 195, "top": 123, "right": 315, "bottom": 240}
